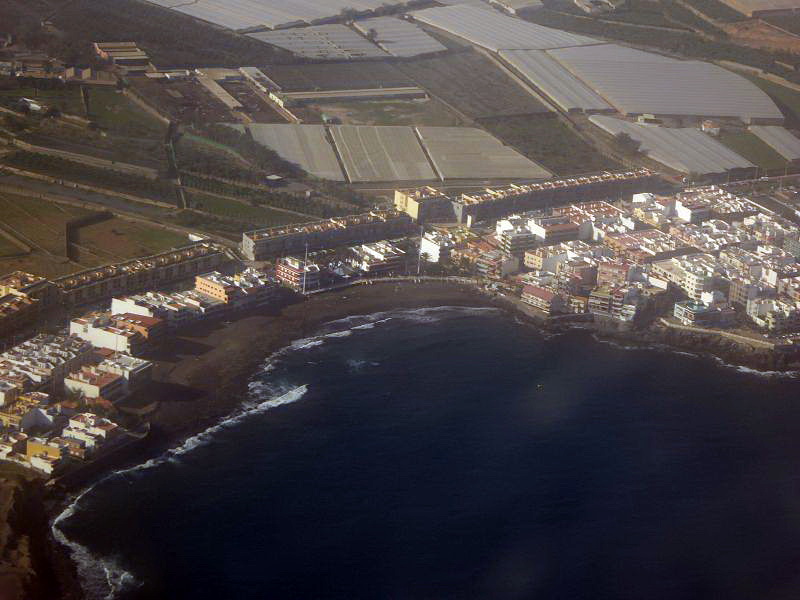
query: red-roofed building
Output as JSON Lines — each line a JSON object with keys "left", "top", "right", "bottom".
{"left": 64, "top": 366, "right": 126, "bottom": 401}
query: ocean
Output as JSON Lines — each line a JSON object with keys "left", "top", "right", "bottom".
{"left": 55, "top": 307, "right": 800, "bottom": 600}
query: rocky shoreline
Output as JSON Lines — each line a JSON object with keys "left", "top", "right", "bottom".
{"left": 31, "top": 280, "right": 800, "bottom": 599}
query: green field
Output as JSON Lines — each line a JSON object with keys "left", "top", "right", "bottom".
{"left": 0, "top": 235, "right": 22, "bottom": 258}
{"left": 85, "top": 87, "right": 166, "bottom": 138}
{"left": 718, "top": 131, "right": 788, "bottom": 171}
{"left": 0, "top": 84, "right": 85, "bottom": 115}
{"left": 310, "top": 99, "right": 463, "bottom": 127}
{"left": 479, "top": 115, "right": 621, "bottom": 175}
{"left": 188, "top": 192, "right": 308, "bottom": 227}
{"left": 2, "top": 151, "right": 177, "bottom": 203}
{"left": 741, "top": 74, "right": 800, "bottom": 126}
{"left": 75, "top": 217, "right": 188, "bottom": 263}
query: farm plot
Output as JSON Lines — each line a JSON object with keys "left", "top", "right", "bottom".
{"left": 0, "top": 193, "right": 90, "bottom": 256}
{"left": 416, "top": 127, "right": 551, "bottom": 181}
{"left": 330, "top": 125, "right": 437, "bottom": 183}
{"left": 262, "top": 62, "right": 415, "bottom": 93}
{"left": 246, "top": 124, "right": 345, "bottom": 181}
{"left": 74, "top": 217, "right": 188, "bottom": 264}
{"left": 399, "top": 51, "right": 552, "bottom": 119}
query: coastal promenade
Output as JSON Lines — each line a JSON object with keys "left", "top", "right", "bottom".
{"left": 658, "top": 317, "right": 781, "bottom": 350}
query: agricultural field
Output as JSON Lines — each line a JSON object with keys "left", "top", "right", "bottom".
{"left": 0, "top": 192, "right": 189, "bottom": 277}
{"left": 128, "top": 78, "right": 235, "bottom": 124}
{"left": 684, "top": 0, "right": 748, "bottom": 22}
{"left": 182, "top": 173, "right": 351, "bottom": 217}
{"left": 740, "top": 74, "right": 800, "bottom": 126}
{"left": 175, "top": 135, "right": 263, "bottom": 183}
{"left": 263, "top": 62, "right": 415, "bottom": 92}
{"left": 85, "top": 87, "right": 166, "bottom": 138}
{"left": 718, "top": 130, "right": 788, "bottom": 171}
{"left": 478, "top": 114, "right": 622, "bottom": 175}
{"left": 0, "top": 193, "right": 92, "bottom": 256}
{"left": 307, "top": 98, "right": 462, "bottom": 127}
{"left": 0, "top": 192, "right": 90, "bottom": 277}
{"left": 20, "top": 109, "right": 167, "bottom": 169}
{"left": 186, "top": 193, "right": 309, "bottom": 227}
{"left": 399, "top": 51, "right": 552, "bottom": 120}
{"left": 0, "top": 81, "right": 85, "bottom": 115}
{"left": 50, "top": 0, "right": 293, "bottom": 68}
{"left": 1, "top": 152, "right": 177, "bottom": 204}
{"left": 0, "top": 236, "right": 21, "bottom": 260}
{"left": 218, "top": 82, "right": 286, "bottom": 123}
{"left": 73, "top": 217, "right": 188, "bottom": 264}
{"left": 763, "top": 15, "right": 800, "bottom": 35}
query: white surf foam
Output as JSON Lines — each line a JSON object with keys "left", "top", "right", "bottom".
{"left": 52, "top": 303, "right": 500, "bottom": 599}
{"left": 52, "top": 383, "right": 309, "bottom": 600}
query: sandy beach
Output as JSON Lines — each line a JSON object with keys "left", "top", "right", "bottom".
{"left": 144, "top": 281, "right": 495, "bottom": 443}
{"left": 43, "top": 279, "right": 800, "bottom": 599}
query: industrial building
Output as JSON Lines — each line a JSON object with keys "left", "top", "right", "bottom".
{"left": 241, "top": 211, "right": 413, "bottom": 261}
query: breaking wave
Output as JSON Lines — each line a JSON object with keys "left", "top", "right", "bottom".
{"left": 52, "top": 382, "right": 310, "bottom": 600}
{"left": 51, "top": 304, "right": 499, "bottom": 599}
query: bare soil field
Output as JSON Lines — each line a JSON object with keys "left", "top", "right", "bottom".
{"left": 129, "top": 78, "right": 234, "bottom": 124}
{"left": 723, "top": 19, "right": 800, "bottom": 53}
{"left": 398, "top": 50, "right": 551, "bottom": 120}
{"left": 218, "top": 82, "right": 287, "bottom": 123}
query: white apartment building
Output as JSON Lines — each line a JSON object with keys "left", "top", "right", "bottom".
{"left": 420, "top": 231, "right": 455, "bottom": 263}
{"left": 70, "top": 314, "right": 142, "bottom": 354}
{"left": 97, "top": 354, "right": 153, "bottom": 389}
{"left": 746, "top": 297, "right": 800, "bottom": 332}
{"left": 0, "top": 334, "right": 95, "bottom": 393}
{"left": 64, "top": 367, "right": 127, "bottom": 401}
{"left": 650, "top": 254, "right": 720, "bottom": 300}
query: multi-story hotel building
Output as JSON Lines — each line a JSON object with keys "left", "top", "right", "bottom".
{"left": 242, "top": 211, "right": 413, "bottom": 261}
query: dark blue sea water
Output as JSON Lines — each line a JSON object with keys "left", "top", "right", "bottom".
{"left": 56, "top": 307, "right": 800, "bottom": 600}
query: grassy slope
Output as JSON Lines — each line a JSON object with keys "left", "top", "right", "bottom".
{"left": 188, "top": 192, "right": 307, "bottom": 227}
{"left": 479, "top": 115, "right": 621, "bottom": 175}
{"left": 718, "top": 131, "right": 788, "bottom": 170}
{"left": 741, "top": 74, "right": 800, "bottom": 127}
